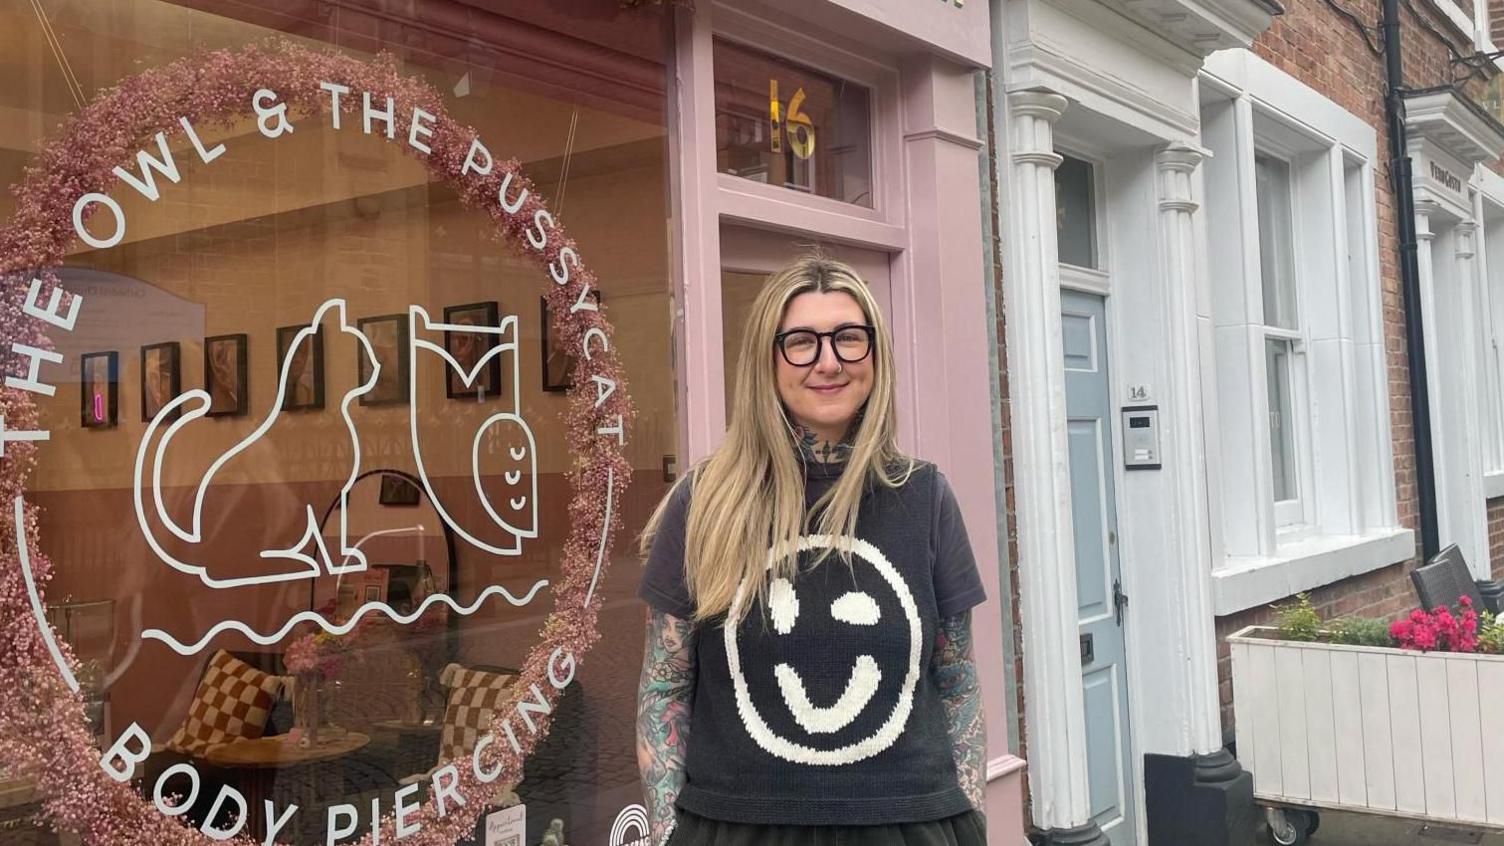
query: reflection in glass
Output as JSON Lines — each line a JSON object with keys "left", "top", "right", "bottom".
{"left": 1255, "top": 154, "right": 1299, "bottom": 330}
{"left": 1056, "top": 154, "right": 1097, "bottom": 268}
{"left": 714, "top": 38, "right": 873, "bottom": 207}
{"left": 1266, "top": 338, "right": 1297, "bottom": 503}
{"left": 10, "top": 2, "right": 677, "bottom": 843}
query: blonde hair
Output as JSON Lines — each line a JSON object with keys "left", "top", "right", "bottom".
{"left": 638, "top": 255, "right": 914, "bottom": 624}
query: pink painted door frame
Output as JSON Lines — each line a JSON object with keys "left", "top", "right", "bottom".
{"left": 666, "top": 2, "right": 1026, "bottom": 841}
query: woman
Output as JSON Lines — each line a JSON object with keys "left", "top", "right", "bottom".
{"left": 635, "top": 256, "right": 988, "bottom": 845}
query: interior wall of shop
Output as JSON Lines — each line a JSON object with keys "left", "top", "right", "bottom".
{"left": 10, "top": 0, "right": 679, "bottom": 739}
{"left": 1207, "top": 0, "right": 1491, "bottom": 735}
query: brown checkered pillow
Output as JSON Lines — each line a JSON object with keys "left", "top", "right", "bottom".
{"left": 438, "top": 666, "right": 517, "bottom": 764}
{"left": 166, "top": 650, "right": 284, "bottom": 756}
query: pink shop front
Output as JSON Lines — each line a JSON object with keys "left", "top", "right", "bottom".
{"left": 0, "top": 1, "right": 1023, "bottom": 844}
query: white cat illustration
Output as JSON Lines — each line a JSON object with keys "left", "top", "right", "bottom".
{"left": 132, "top": 299, "right": 540, "bottom": 594}
{"left": 132, "top": 299, "right": 379, "bottom": 588}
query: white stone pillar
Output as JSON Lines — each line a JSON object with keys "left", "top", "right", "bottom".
{"left": 1154, "top": 144, "right": 1225, "bottom": 757}
{"left": 1453, "top": 219, "right": 1491, "bottom": 575}
{"left": 1002, "top": 88, "right": 1100, "bottom": 841}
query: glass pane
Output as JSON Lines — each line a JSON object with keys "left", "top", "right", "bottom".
{"left": 1056, "top": 154, "right": 1098, "bottom": 268}
{"left": 713, "top": 38, "right": 874, "bottom": 207}
{"left": 1255, "top": 154, "right": 1299, "bottom": 330}
{"left": 6, "top": 3, "right": 676, "bottom": 844}
{"left": 1266, "top": 338, "right": 1298, "bottom": 503}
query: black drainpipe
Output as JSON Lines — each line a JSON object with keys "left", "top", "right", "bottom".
{"left": 1381, "top": 0, "right": 1441, "bottom": 561}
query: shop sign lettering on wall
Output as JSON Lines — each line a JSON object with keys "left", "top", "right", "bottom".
{"left": 1431, "top": 161, "right": 1463, "bottom": 195}
{"left": 1, "top": 43, "right": 633, "bottom": 846}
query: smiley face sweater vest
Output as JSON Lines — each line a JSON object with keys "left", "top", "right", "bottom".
{"left": 639, "top": 460, "right": 976, "bottom": 826}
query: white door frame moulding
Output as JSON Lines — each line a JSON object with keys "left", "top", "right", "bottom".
{"left": 1405, "top": 88, "right": 1504, "bottom": 580}
{"left": 999, "top": 86, "right": 1098, "bottom": 833}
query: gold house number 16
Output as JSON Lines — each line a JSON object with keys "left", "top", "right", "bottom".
{"left": 769, "top": 79, "right": 815, "bottom": 160}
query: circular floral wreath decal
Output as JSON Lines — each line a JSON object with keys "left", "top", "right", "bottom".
{"left": 0, "top": 40, "right": 633, "bottom": 846}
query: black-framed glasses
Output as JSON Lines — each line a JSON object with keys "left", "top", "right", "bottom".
{"left": 774, "top": 324, "right": 875, "bottom": 367}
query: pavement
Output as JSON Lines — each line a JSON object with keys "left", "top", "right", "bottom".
{"left": 1286, "top": 808, "right": 1504, "bottom": 845}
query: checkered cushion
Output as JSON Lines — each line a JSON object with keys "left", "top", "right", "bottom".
{"left": 437, "top": 666, "right": 516, "bottom": 764}
{"left": 166, "top": 650, "right": 284, "bottom": 756}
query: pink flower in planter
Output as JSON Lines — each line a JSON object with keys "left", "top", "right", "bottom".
{"left": 1391, "top": 599, "right": 1480, "bottom": 654}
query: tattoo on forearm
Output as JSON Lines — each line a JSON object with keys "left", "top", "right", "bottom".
{"left": 934, "top": 611, "right": 987, "bottom": 814}
{"left": 637, "top": 609, "right": 697, "bottom": 843}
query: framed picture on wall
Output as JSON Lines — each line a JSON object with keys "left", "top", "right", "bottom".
{"left": 80, "top": 351, "right": 118, "bottom": 429}
{"left": 204, "top": 334, "right": 248, "bottom": 418}
{"left": 378, "top": 473, "right": 421, "bottom": 506}
{"left": 443, "top": 301, "right": 501, "bottom": 400}
{"left": 357, "top": 314, "right": 410, "bottom": 406}
{"left": 542, "top": 291, "right": 601, "bottom": 392}
{"left": 140, "top": 342, "right": 181, "bottom": 423}
{"left": 276, "top": 324, "right": 325, "bottom": 411}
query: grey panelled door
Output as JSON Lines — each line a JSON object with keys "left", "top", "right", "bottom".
{"left": 1062, "top": 289, "right": 1137, "bottom": 844}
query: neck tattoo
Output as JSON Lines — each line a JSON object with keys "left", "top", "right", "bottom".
{"left": 793, "top": 422, "right": 856, "bottom": 464}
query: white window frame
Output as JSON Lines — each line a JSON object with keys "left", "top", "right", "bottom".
{"left": 1055, "top": 149, "right": 1108, "bottom": 274}
{"left": 1252, "top": 149, "right": 1315, "bottom": 533}
{"left": 1475, "top": 172, "right": 1504, "bottom": 495}
{"left": 1199, "top": 50, "right": 1412, "bottom": 615}
{"left": 1428, "top": 0, "right": 1495, "bottom": 53}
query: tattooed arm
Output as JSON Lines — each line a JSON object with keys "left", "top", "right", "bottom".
{"left": 637, "top": 608, "right": 697, "bottom": 844}
{"left": 934, "top": 610, "right": 987, "bottom": 815}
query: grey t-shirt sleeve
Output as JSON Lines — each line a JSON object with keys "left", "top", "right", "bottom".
{"left": 933, "top": 468, "right": 987, "bottom": 619}
{"left": 637, "top": 475, "right": 697, "bottom": 620}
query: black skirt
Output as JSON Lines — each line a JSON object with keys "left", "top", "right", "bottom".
{"left": 667, "top": 807, "right": 987, "bottom": 846}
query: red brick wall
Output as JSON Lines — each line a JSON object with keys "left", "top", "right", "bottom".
{"left": 1490, "top": 498, "right": 1504, "bottom": 578}
{"left": 1212, "top": 0, "right": 1489, "bottom": 737}
{"left": 984, "top": 69, "right": 1030, "bottom": 778}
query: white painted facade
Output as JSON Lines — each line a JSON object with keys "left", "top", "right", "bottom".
{"left": 1198, "top": 51, "right": 1413, "bottom": 616}
{"left": 974, "top": 0, "right": 1504, "bottom": 836}
{"left": 1403, "top": 89, "right": 1504, "bottom": 581}
{"left": 990, "top": 0, "right": 1278, "bottom": 838}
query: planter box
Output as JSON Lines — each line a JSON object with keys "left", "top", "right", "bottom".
{"left": 1228, "top": 626, "right": 1504, "bottom": 827}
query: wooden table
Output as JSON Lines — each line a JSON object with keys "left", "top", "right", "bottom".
{"left": 203, "top": 732, "right": 369, "bottom": 769}
{"left": 203, "top": 733, "right": 369, "bottom": 841}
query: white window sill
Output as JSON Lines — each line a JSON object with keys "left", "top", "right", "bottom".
{"left": 1212, "top": 527, "right": 1417, "bottom": 616}
{"left": 1486, "top": 470, "right": 1504, "bottom": 500}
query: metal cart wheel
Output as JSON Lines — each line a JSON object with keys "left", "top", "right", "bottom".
{"left": 1265, "top": 807, "right": 1318, "bottom": 845}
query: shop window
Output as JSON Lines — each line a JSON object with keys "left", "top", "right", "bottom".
{"left": 1055, "top": 154, "right": 1098, "bottom": 269}
{"left": 1199, "top": 51, "right": 1408, "bottom": 614}
{"left": 5, "top": 2, "right": 677, "bottom": 845}
{"left": 712, "top": 37, "right": 874, "bottom": 207}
